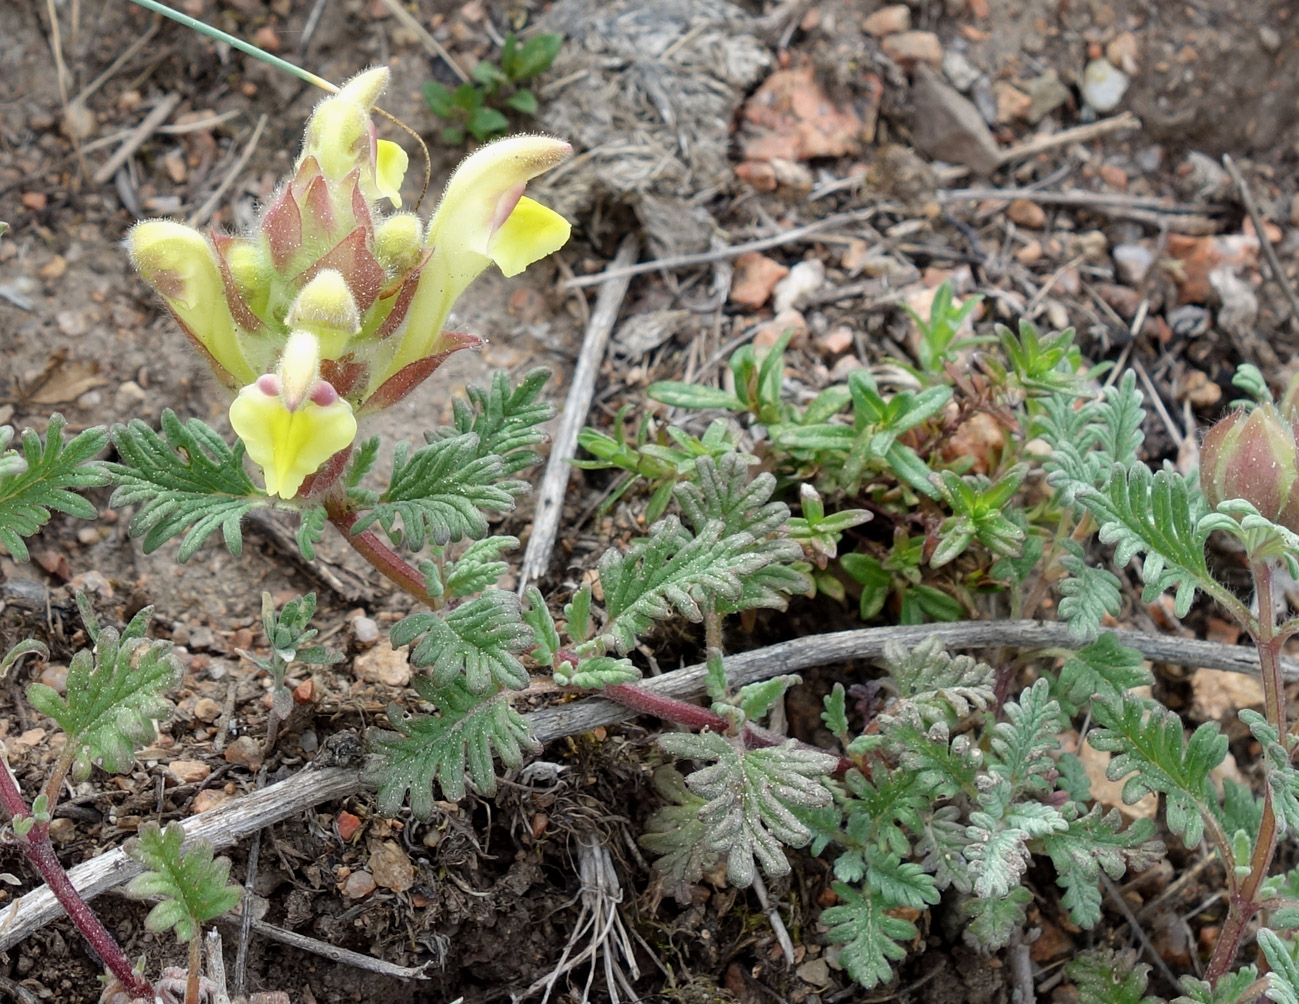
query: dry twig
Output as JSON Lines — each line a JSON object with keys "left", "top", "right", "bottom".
{"left": 520, "top": 235, "right": 638, "bottom": 590}
{"left": 91, "top": 93, "right": 181, "bottom": 185}
{"left": 1222, "top": 153, "right": 1299, "bottom": 334}
{"left": 997, "top": 111, "right": 1141, "bottom": 165}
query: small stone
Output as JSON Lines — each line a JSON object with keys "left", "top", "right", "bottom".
{"left": 830, "top": 355, "right": 865, "bottom": 380}
{"left": 1081, "top": 58, "right": 1129, "bottom": 113}
{"left": 114, "top": 380, "right": 147, "bottom": 411}
{"left": 1105, "top": 31, "right": 1140, "bottom": 74}
{"left": 1259, "top": 25, "right": 1281, "bottom": 53}
{"left": 292, "top": 678, "right": 315, "bottom": 704}
{"left": 1099, "top": 163, "right": 1128, "bottom": 190}
{"left": 881, "top": 31, "right": 943, "bottom": 68}
{"left": 168, "top": 760, "right": 211, "bottom": 783}
{"left": 1024, "top": 70, "right": 1071, "bottom": 124}
{"left": 354, "top": 641, "right": 411, "bottom": 688}
{"left": 232, "top": 627, "right": 254, "bottom": 651}
{"left": 1178, "top": 370, "right": 1222, "bottom": 407}
{"left": 369, "top": 840, "right": 416, "bottom": 893}
{"left": 77, "top": 527, "right": 100, "bottom": 545}
{"left": 753, "top": 309, "right": 807, "bottom": 349}
{"left": 62, "top": 101, "right": 96, "bottom": 140}
{"left": 351, "top": 616, "right": 380, "bottom": 646}
{"left": 735, "top": 160, "right": 777, "bottom": 192}
{"left": 1014, "top": 239, "right": 1043, "bottom": 265}
{"left": 768, "top": 157, "right": 814, "bottom": 192}
{"left": 57, "top": 311, "right": 89, "bottom": 337}
{"left": 21, "top": 192, "right": 46, "bottom": 211}
{"left": 730, "top": 252, "right": 789, "bottom": 309}
{"left": 224, "top": 736, "right": 263, "bottom": 769}
{"left": 994, "top": 82, "right": 1032, "bottom": 123}
{"left": 773, "top": 259, "right": 825, "bottom": 313}
{"left": 796, "top": 958, "right": 832, "bottom": 987}
{"left": 862, "top": 4, "right": 910, "bottom": 36}
{"left": 37, "top": 664, "right": 68, "bottom": 694}
{"left": 38, "top": 256, "right": 67, "bottom": 282}
{"left": 1006, "top": 199, "right": 1046, "bottom": 229}
{"left": 342, "top": 870, "right": 376, "bottom": 899}
{"left": 189, "top": 625, "right": 216, "bottom": 651}
{"left": 336, "top": 810, "right": 362, "bottom": 842}
{"left": 75, "top": 390, "right": 102, "bottom": 411}
{"left": 47, "top": 817, "right": 77, "bottom": 845}
{"left": 162, "top": 150, "right": 187, "bottom": 184}
{"left": 909, "top": 65, "right": 1001, "bottom": 174}
{"left": 1094, "top": 282, "right": 1141, "bottom": 318}
{"left": 192, "top": 789, "right": 235, "bottom": 814}
{"left": 817, "top": 326, "right": 855, "bottom": 355}
{"left": 1112, "top": 243, "right": 1154, "bottom": 284}
{"left": 298, "top": 730, "right": 318, "bottom": 753}
{"left": 941, "top": 50, "right": 980, "bottom": 92}
{"left": 1190, "top": 668, "right": 1264, "bottom": 723}
{"left": 194, "top": 697, "right": 222, "bottom": 723}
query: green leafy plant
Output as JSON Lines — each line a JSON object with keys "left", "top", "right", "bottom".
{"left": 423, "top": 31, "right": 563, "bottom": 143}
{"left": 246, "top": 591, "right": 342, "bottom": 750}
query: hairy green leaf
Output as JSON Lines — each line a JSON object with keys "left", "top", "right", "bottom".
{"left": 1065, "top": 949, "right": 1157, "bottom": 1004}
{"left": 961, "top": 886, "right": 1030, "bottom": 951}
{"left": 822, "top": 883, "right": 916, "bottom": 990}
{"left": 393, "top": 590, "right": 533, "bottom": 695}
{"left": 878, "top": 636, "right": 996, "bottom": 731}
{"left": 1042, "top": 806, "right": 1163, "bottom": 928}
{"left": 124, "top": 822, "right": 241, "bottom": 943}
{"left": 108, "top": 411, "right": 263, "bottom": 559}
{"left": 0, "top": 416, "right": 107, "bottom": 562}
{"left": 27, "top": 606, "right": 179, "bottom": 780}
{"left": 640, "top": 767, "right": 718, "bottom": 893}
{"left": 1057, "top": 543, "right": 1123, "bottom": 642}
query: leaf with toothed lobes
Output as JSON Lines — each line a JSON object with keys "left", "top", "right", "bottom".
{"left": 0, "top": 416, "right": 108, "bottom": 563}
{"left": 655, "top": 730, "right": 837, "bottom": 889}
{"left": 124, "top": 822, "right": 241, "bottom": 943}
{"left": 106, "top": 410, "right": 265, "bottom": 560}
{"left": 26, "top": 606, "right": 180, "bottom": 782}
{"left": 391, "top": 590, "right": 533, "bottom": 696}
{"left": 1065, "top": 949, "right": 1159, "bottom": 1004}
{"left": 821, "top": 883, "right": 918, "bottom": 990}
{"left": 364, "top": 679, "right": 540, "bottom": 816}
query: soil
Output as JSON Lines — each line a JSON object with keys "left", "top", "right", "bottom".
{"left": 2, "top": 0, "right": 1298, "bottom": 1001}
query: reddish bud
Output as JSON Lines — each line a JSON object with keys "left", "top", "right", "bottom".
{"left": 1201, "top": 405, "right": 1299, "bottom": 529}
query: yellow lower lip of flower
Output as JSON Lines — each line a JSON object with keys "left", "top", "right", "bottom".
{"left": 229, "top": 382, "right": 357, "bottom": 499}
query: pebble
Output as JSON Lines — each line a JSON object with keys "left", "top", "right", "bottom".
{"left": 37, "top": 664, "right": 68, "bottom": 694}
{"left": 224, "top": 736, "right": 263, "bottom": 769}
{"left": 1006, "top": 199, "right": 1046, "bottom": 229}
{"left": 941, "top": 50, "right": 980, "bottom": 93}
{"left": 994, "top": 82, "right": 1032, "bottom": 123}
{"left": 1014, "top": 240, "right": 1043, "bottom": 265}
{"left": 1025, "top": 70, "right": 1071, "bottom": 124}
{"left": 114, "top": 381, "right": 147, "bottom": 411}
{"left": 772, "top": 259, "right": 824, "bottom": 313}
{"left": 881, "top": 31, "right": 943, "bottom": 68}
{"left": 192, "top": 789, "right": 235, "bottom": 814}
{"left": 369, "top": 840, "right": 416, "bottom": 893}
{"left": 1081, "top": 58, "right": 1129, "bottom": 113}
{"left": 298, "top": 730, "right": 318, "bottom": 754}
{"left": 1098, "top": 163, "right": 1128, "bottom": 190}
{"left": 1260, "top": 25, "right": 1281, "bottom": 53}
{"left": 193, "top": 696, "right": 222, "bottom": 722}
{"left": 48, "top": 817, "right": 77, "bottom": 845}
{"left": 817, "top": 326, "right": 855, "bottom": 355}
{"left": 189, "top": 625, "right": 216, "bottom": 651}
{"left": 168, "top": 760, "right": 211, "bottom": 783}
{"left": 351, "top": 616, "right": 380, "bottom": 646}
{"left": 862, "top": 4, "right": 910, "bottom": 36}
{"left": 910, "top": 65, "right": 1002, "bottom": 174}
{"left": 730, "top": 252, "right": 790, "bottom": 309}
{"left": 77, "top": 527, "right": 100, "bottom": 545}
{"left": 58, "top": 311, "right": 89, "bottom": 337}
{"left": 753, "top": 309, "right": 807, "bottom": 349}
{"left": 1112, "top": 243, "right": 1154, "bottom": 284}
{"left": 336, "top": 810, "right": 362, "bottom": 841}
{"left": 354, "top": 641, "right": 412, "bottom": 688}
{"left": 342, "top": 870, "right": 376, "bottom": 899}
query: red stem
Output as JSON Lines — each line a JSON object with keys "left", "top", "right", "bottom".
{"left": 1206, "top": 560, "right": 1286, "bottom": 985}
{"left": 325, "top": 502, "right": 433, "bottom": 604}
{"left": 0, "top": 763, "right": 152, "bottom": 998}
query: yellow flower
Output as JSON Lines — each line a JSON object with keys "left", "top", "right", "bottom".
{"left": 127, "top": 221, "right": 253, "bottom": 388}
{"left": 229, "top": 375, "right": 356, "bottom": 500}
{"left": 376, "top": 135, "right": 572, "bottom": 392}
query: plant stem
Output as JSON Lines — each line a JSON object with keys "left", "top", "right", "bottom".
{"left": 325, "top": 502, "right": 435, "bottom": 605}
{"left": 1206, "top": 559, "right": 1287, "bottom": 985}
{"left": 186, "top": 934, "right": 202, "bottom": 1004}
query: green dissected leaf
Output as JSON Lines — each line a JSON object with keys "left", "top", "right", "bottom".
{"left": 124, "top": 822, "right": 241, "bottom": 943}
{"left": 346, "top": 436, "right": 380, "bottom": 487}
{"left": 915, "top": 805, "right": 971, "bottom": 893}
{"left": 963, "top": 796, "right": 1066, "bottom": 898}
{"left": 1240, "top": 710, "right": 1299, "bottom": 836}
{"left": 0, "top": 416, "right": 107, "bottom": 562}
{"left": 1217, "top": 777, "right": 1263, "bottom": 841}
{"left": 365, "top": 681, "right": 540, "bottom": 815}
{"left": 960, "top": 886, "right": 1030, "bottom": 951}
{"left": 1056, "top": 751, "right": 1092, "bottom": 803}
{"left": 446, "top": 368, "right": 553, "bottom": 475}
{"left": 1056, "top": 542, "right": 1123, "bottom": 642}
{"left": 357, "top": 434, "right": 522, "bottom": 547}
{"left": 27, "top": 606, "right": 179, "bottom": 780}
{"left": 840, "top": 764, "right": 932, "bottom": 857}
{"left": 863, "top": 847, "right": 940, "bottom": 910}
{"left": 523, "top": 586, "right": 560, "bottom": 669}
{"left": 393, "top": 591, "right": 533, "bottom": 695}
{"left": 1055, "top": 632, "right": 1151, "bottom": 715}
{"left": 821, "top": 883, "right": 916, "bottom": 990}
{"left": 1088, "top": 694, "right": 1227, "bottom": 847}
{"left": 1042, "top": 805, "right": 1163, "bottom": 929}
{"left": 987, "top": 679, "right": 1062, "bottom": 796}
{"left": 880, "top": 721, "right": 981, "bottom": 801}
{"left": 658, "top": 731, "right": 836, "bottom": 887}
{"left": 443, "top": 536, "right": 518, "bottom": 596}
{"left": 640, "top": 767, "right": 719, "bottom": 893}
{"left": 877, "top": 636, "right": 996, "bottom": 731}
{"left": 1173, "top": 965, "right": 1263, "bottom": 1004}
{"left": 1263, "top": 928, "right": 1299, "bottom": 1004}
{"left": 296, "top": 505, "right": 327, "bottom": 561}
{"left": 1065, "top": 949, "right": 1158, "bottom": 1004}
{"left": 555, "top": 654, "right": 640, "bottom": 689}
{"left": 822, "top": 683, "right": 850, "bottom": 745}
{"left": 108, "top": 411, "right": 264, "bottom": 560}
{"left": 735, "top": 675, "right": 800, "bottom": 722}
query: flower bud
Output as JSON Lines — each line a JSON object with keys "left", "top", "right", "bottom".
{"left": 1201, "top": 404, "right": 1299, "bottom": 528}
{"left": 374, "top": 213, "right": 423, "bottom": 273}
{"left": 286, "top": 270, "right": 360, "bottom": 358}
{"left": 224, "top": 239, "right": 272, "bottom": 316}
